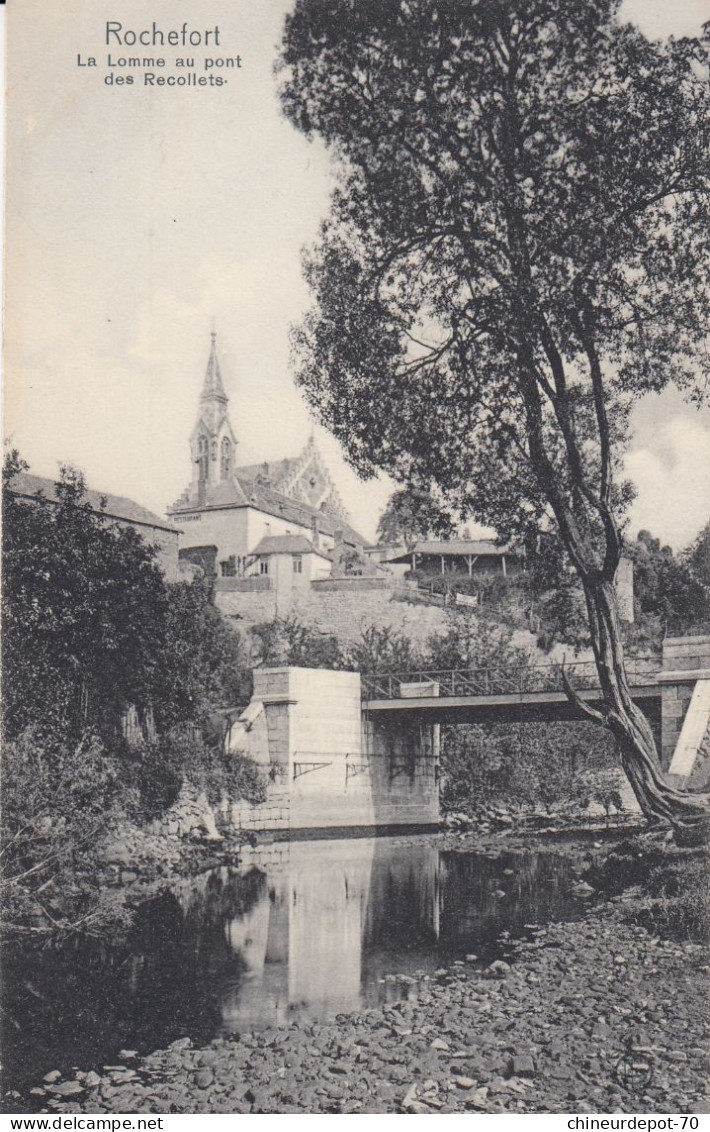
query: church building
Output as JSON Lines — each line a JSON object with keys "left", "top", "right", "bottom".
{"left": 167, "top": 333, "right": 368, "bottom": 581}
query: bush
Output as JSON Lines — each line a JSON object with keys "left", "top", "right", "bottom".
{"left": 345, "top": 624, "right": 423, "bottom": 674}
{"left": 635, "top": 855, "right": 710, "bottom": 941}
{"left": 589, "top": 841, "right": 710, "bottom": 942}
{"left": 134, "top": 728, "right": 268, "bottom": 814}
{"left": 251, "top": 614, "right": 343, "bottom": 669}
{"left": 1, "top": 455, "right": 259, "bottom": 937}
{"left": 0, "top": 729, "right": 131, "bottom": 936}
{"left": 440, "top": 721, "right": 619, "bottom": 816}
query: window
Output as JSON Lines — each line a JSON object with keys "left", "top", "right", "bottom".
{"left": 197, "top": 435, "right": 208, "bottom": 481}
{"left": 260, "top": 559, "right": 269, "bottom": 575}
{"left": 292, "top": 555, "right": 303, "bottom": 574}
{"left": 220, "top": 556, "right": 236, "bottom": 578}
{"left": 221, "top": 437, "right": 232, "bottom": 480}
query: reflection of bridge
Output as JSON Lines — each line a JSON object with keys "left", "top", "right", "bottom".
{"left": 361, "top": 657, "right": 662, "bottom": 725}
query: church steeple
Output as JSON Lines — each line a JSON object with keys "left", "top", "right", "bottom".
{"left": 189, "top": 330, "right": 238, "bottom": 492}
{"left": 201, "top": 330, "right": 228, "bottom": 405}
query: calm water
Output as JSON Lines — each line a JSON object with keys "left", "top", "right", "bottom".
{"left": 2, "top": 835, "right": 586, "bottom": 1093}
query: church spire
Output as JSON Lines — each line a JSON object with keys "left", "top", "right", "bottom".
{"left": 201, "top": 330, "right": 228, "bottom": 404}
{"left": 188, "top": 330, "right": 238, "bottom": 495}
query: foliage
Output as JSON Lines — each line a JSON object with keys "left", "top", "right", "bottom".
{"left": 345, "top": 624, "right": 423, "bottom": 674}
{"left": 154, "top": 580, "right": 253, "bottom": 733}
{"left": 430, "top": 615, "right": 618, "bottom": 813}
{"left": 251, "top": 614, "right": 344, "bottom": 670}
{"left": 3, "top": 452, "right": 253, "bottom": 750}
{"left": 682, "top": 520, "right": 710, "bottom": 590}
{"left": 629, "top": 529, "right": 710, "bottom": 638}
{"left": 1, "top": 454, "right": 259, "bottom": 936}
{"left": 377, "top": 483, "right": 454, "bottom": 547}
{"left": 250, "top": 615, "right": 428, "bottom": 674}
{"left": 441, "top": 721, "right": 618, "bottom": 815}
{"left": 278, "top": 0, "right": 710, "bottom": 822}
{"left": 427, "top": 612, "right": 531, "bottom": 672}
{"left": 523, "top": 534, "right": 591, "bottom": 652}
{"left": 525, "top": 522, "right": 710, "bottom": 651}
{"left": 590, "top": 842, "right": 710, "bottom": 942}
{"left": 147, "top": 728, "right": 268, "bottom": 812}
{"left": 633, "top": 853, "right": 710, "bottom": 942}
{"left": 582, "top": 767, "right": 625, "bottom": 819}
{"left": 0, "top": 729, "right": 132, "bottom": 937}
{"left": 2, "top": 453, "right": 169, "bottom": 748}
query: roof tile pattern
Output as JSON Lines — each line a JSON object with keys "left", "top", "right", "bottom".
{"left": 9, "top": 472, "right": 178, "bottom": 533}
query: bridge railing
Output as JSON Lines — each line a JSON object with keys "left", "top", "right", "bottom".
{"left": 361, "top": 656, "right": 658, "bottom": 701}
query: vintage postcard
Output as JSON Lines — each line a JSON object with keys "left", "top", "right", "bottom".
{"left": 2, "top": 0, "right": 709, "bottom": 1120}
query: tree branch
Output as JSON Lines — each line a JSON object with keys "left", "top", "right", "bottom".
{"left": 561, "top": 665, "right": 607, "bottom": 724}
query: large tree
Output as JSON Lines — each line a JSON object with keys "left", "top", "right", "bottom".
{"left": 279, "top": 0, "right": 710, "bottom": 825}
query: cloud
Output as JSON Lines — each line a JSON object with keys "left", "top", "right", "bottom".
{"left": 619, "top": 0, "right": 708, "bottom": 40}
{"left": 626, "top": 416, "right": 710, "bottom": 550}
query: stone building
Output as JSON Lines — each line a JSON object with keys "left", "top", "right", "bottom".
{"left": 7, "top": 470, "right": 180, "bottom": 581}
{"left": 167, "top": 333, "right": 368, "bottom": 581}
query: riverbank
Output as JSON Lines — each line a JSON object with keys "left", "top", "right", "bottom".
{"left": 16, "top": 898, "right": 709, "bottom": 1115}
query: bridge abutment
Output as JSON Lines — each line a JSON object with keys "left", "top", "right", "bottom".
{"left": 228, "top": 666, "right": 440, "bottom": 832}
{"left": 659, "top": 635, "right": 710, "bottom": 785}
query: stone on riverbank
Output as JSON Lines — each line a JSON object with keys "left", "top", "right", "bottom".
{"left": 26, "top": 906, "right": 707, "bottom": 1116}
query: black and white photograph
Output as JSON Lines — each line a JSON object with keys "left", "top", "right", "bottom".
{"left": 2, "top": 0, "right": 710, "bottom": 1118}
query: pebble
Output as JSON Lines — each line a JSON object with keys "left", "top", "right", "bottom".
{"left": 511, "top": 1055, "right": 536, "bottom": 1077}
{"left": 25, "top": 904, "right": 707, "bottom": 1117}
{"left": 48, "top": 1081, "right": 84, "bottom": 1096}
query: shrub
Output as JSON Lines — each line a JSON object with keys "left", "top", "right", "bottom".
{"left": 0, "top": 729, "right": 130, "bottom": 935}
{"left": 251, "top": 614, "right": 343, "bottom": 669}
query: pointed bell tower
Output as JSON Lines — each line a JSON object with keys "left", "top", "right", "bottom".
{"left": 189, "top": 331, "right": 238, "bottom": 493}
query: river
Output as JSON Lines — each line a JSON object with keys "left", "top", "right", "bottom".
{"left": 2, "top": 834, "right": 588, "bottom": 1094}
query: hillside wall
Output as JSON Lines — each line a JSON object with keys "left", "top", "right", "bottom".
{"left": 216, "top": 584, "right": 448, "bottom": 647}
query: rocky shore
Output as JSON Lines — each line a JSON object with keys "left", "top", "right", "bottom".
{"left": 22, "top": 906, "right": 709, "bottom": 1115}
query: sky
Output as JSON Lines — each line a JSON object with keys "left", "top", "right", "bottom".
{"left": 4, "top": 0, "right": 709, "bottom": 549}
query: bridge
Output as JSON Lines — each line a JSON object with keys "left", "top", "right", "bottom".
{"left": 226, "top": 635, "right": 709, "bottom": 833}
{"left": 361, "top": 657, "right": 662, "bottom": 726}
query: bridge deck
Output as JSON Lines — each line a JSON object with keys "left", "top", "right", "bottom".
{"left": 362, "top": 684, "right": 661, "bottom": 725}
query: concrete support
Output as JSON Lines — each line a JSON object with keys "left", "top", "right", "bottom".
{"left": 659, "top": 635, "right": 710, "bottom": 782}
{"left": 226, "top": 665, "right": 440, "bottom": 833}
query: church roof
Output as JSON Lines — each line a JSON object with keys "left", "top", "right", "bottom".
{"left": 170, "top": 472, "right": 368, "bottom": 546}
{"left": 237, "top": 475, "right": 367, "bottom": 546}
{"left": 10, "top": 471, "right": 179, "bottom": 534}
{"left": 234, "top": 458, "right": 297, "bottom": 484}
{"left": 252, "top": 534, "right": 330, "bottom": 557}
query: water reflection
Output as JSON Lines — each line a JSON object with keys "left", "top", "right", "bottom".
{"left": 3, "top": 836, "right": 584, "bottom": 1093}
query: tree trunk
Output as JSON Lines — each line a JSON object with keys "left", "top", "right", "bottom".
{"left": 581, "top": 577, "right": 708, "bottom": 827}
